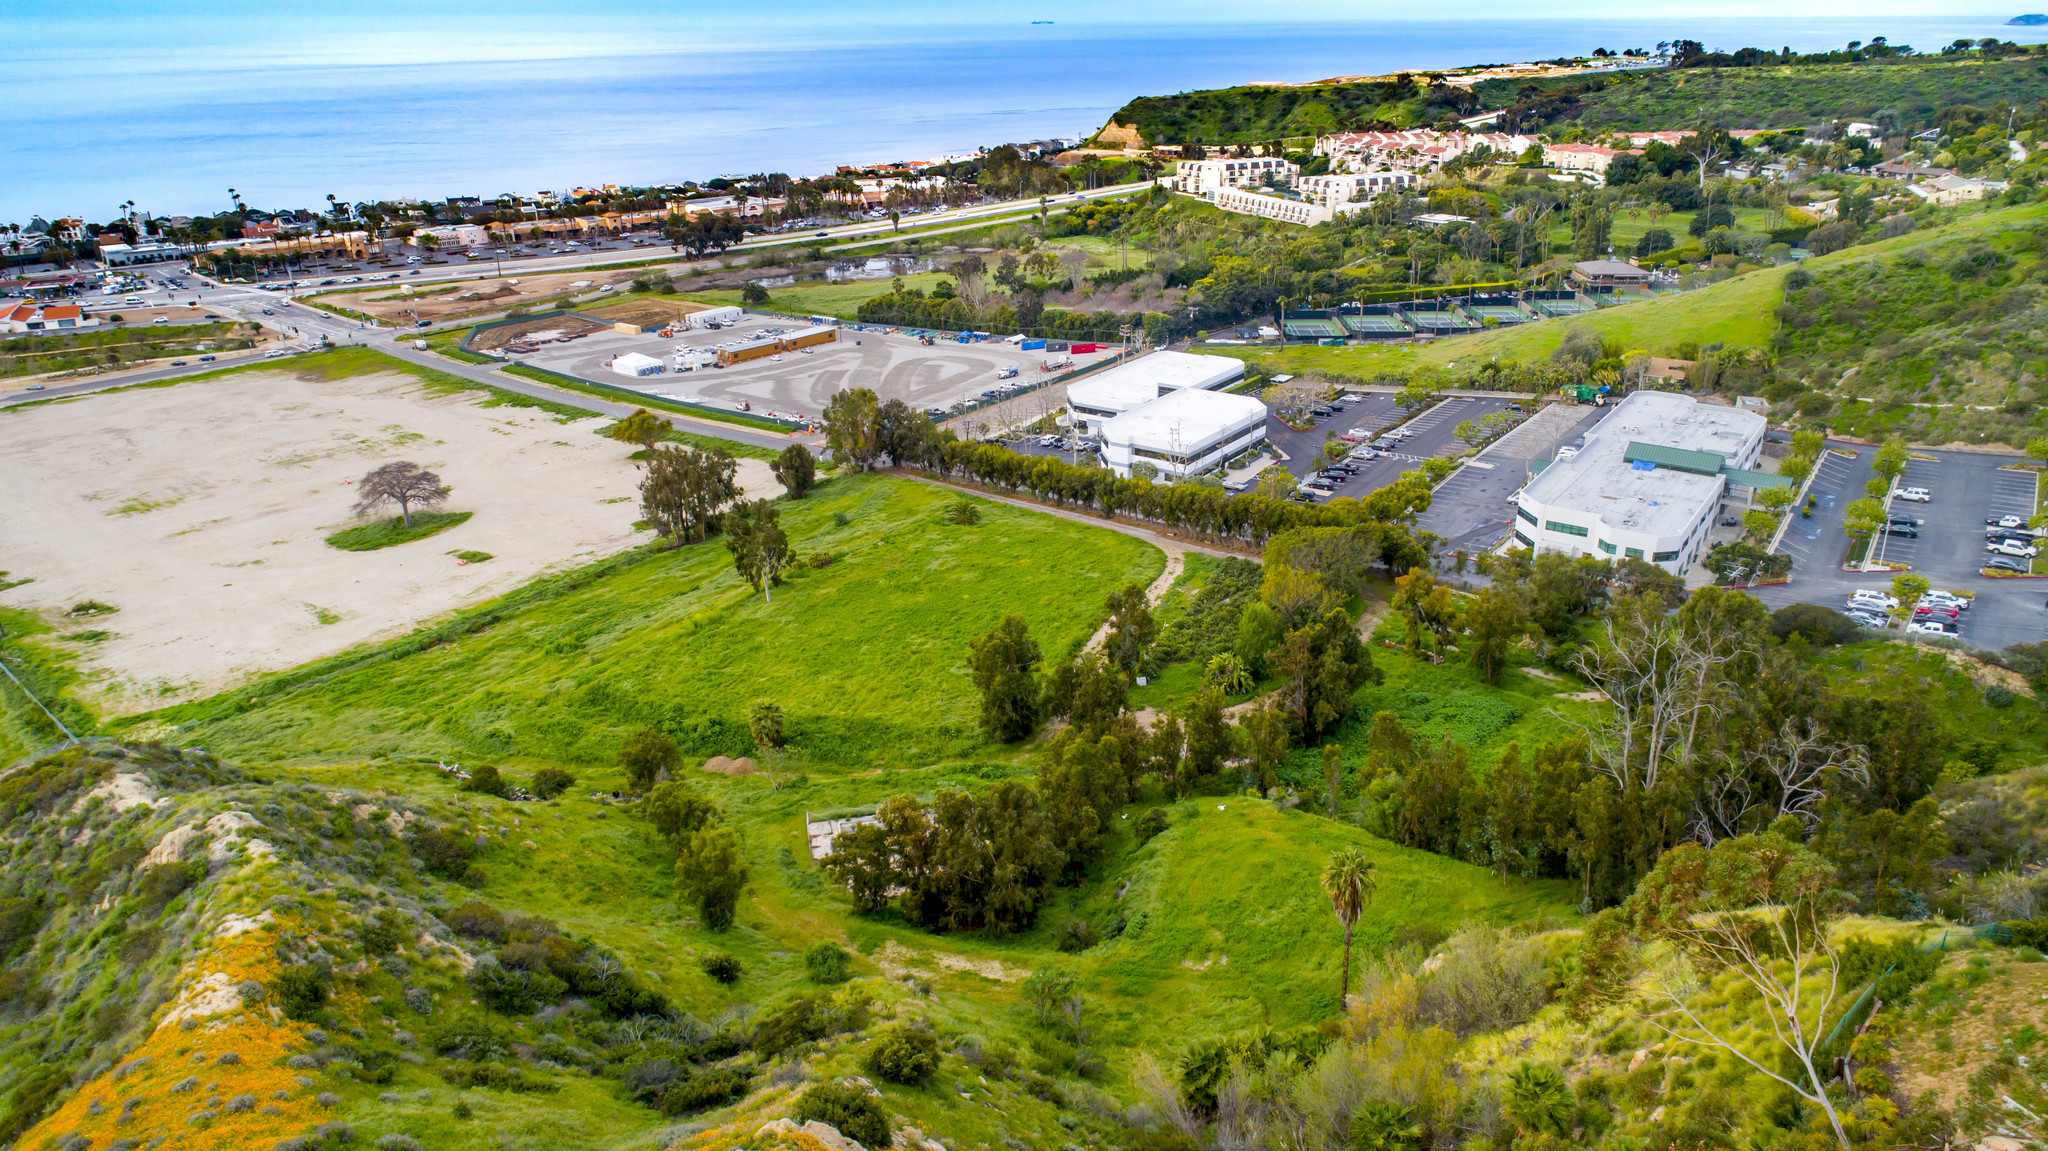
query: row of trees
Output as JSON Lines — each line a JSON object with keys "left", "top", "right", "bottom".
{"left": 817, "top": 387, "right": 1447, "bottom": 550}
{"left": 628, "top": 421, "right": 819, "bottom": 600}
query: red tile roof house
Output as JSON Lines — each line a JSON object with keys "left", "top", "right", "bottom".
{"left": 0, "top": 301, "right": 99, "bottom": 332}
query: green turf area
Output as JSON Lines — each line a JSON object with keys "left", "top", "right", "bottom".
{"left": 682, "top": 272, "right": 953, "bottom": 320}
{"left": 0, "top": 321, "right": 256, "bottom": 379}
{"left": 129, "top": 475, "right": 1165, "bottom": 772}
{"left": 324, "top": 510, "right": 473, "bottom": 551}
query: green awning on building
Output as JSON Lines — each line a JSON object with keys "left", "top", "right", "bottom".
{"left": 1722, "top": 467, "right": 1794, "bottom": 490}
{"left": 1623, "top": 441, "right": 1726, "bottom": 476}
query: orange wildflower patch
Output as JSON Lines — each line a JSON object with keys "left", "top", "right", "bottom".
{"left": 22, "top": 925, "right": 336, "bottom": 1151}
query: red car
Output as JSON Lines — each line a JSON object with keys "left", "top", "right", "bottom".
{"left": 1914, "top": 605, "right": 1960, "bottom": 620}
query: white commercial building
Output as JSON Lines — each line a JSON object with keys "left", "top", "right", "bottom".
{"left": 1066, "top": 350, "right": 1245, "bottom": 437}
{"left": 1099, "top": 388, "right": 1270, "bottom": 480}
{"left": 1172, "top": 157, "right": 1299, "bottom": 196}
{"left": 1512, "top": 392, "right": 1779, "bottom": 574}
{"left": 611, "top": 352, "right": 665, "bottom": 377}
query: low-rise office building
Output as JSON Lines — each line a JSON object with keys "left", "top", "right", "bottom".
{"left": 1512, "top": 392, "right": 1780, "bottom": 573}
{"left": 1098, "top": 387, "right": 1269, "bottom": 480}
{"left": 1065, "top": 350, "right": 1245, "bottom": 436}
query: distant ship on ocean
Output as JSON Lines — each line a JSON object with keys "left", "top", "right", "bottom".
{"left": 1032, "top": 20, "right": 1054, "bottom": 24}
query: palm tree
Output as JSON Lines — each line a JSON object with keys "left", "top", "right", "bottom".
{"left": 1321, "top": 848, "right": 1378, "bottom": 1006}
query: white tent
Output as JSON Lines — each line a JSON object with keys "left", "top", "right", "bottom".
{"left": 611, "top": 352, "right": 664, "bottom": 377}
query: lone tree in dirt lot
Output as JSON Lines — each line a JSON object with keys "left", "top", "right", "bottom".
{"left": 1321, "top": 847, "right": 1378, "bottom": 1006}
{"left": 640, "top": 444, "right": 740, "bottom": 545}
{"left": 773, "top": 443, "right": 817, "bottom": 498}
{"left": 609, "top": 407, "right": 673, "bottom": 452}
{"left": 352, "top": 461, "right": 447, "bottom": 527}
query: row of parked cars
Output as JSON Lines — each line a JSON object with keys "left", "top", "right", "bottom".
{"left": 1842, "top": 587, "right": 1970, "bottom": 635}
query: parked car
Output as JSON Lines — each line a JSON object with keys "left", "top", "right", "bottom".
{"left": 1895, "top": 487, "right": 1932, "bottom": 502}
{"left": 1880, "top": 523, "right": 1919, "bottom": 538}
{"left": 1846, "top": 611, "right": 1888, "bottom": 629}
{"left": 1988, "top": 514, "right": 2027, "bottom": 529}
{"left": 1887, "top": 515, "right": 1921, "bottom": 529}
{"left": 1849, "top": 590, "right": 1900, "bottom": 609}
{"left": 1989, "top": 539, "right": 2040, "bottom": 558}
{"left": 1370, "top": 438, "right": 1396, "bottom": 451}
{"left": 1920, "top": 591, "right": 1968, "bottom": 610}
{"left": 1909, "top": 620, "right": 1957, "bottom": 635}
{"left": 1338, "top": 432, "right": 1366, "bottom": 443}
{"left": 1914, "top": 605, "right": 1960, "bottom": 620}
{"left": 1986, "top": 556, "right": 2032, "bottom": 573}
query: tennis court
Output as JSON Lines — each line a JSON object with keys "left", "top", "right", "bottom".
{"left": 1469, "top": 305, "right": 1529, "bottom": 324}
{"left": 1282, "top": 318, "right": 1346, "bottom": 339}
{"left": 1340, "top": 314, "right": 1409, "bottom": 334}
{"left": 1531, "top": 299, "right": 1591, "bottom": 317}
{"left": 1404, "top": 310, "right": 1479, "bottom": 331}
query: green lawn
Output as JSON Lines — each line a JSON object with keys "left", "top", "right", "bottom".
{"left": 325, "top": 510, "right": 472, "bottom": 551}
{"left": 127, "top": 476, "right": 1164, "bottom": 773}
{"left": 684, "top": 272, "right": 955, "bottom": 320}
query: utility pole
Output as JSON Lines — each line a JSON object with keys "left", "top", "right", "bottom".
{"left": 0, "top": 626, "right": 78, "bottom": 747}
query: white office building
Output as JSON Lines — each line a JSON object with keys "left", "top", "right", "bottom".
{"left": 1066, "top": 350, "right": 1245, "bottom": 437}
{"left": 1099, "top": 388, "right": 1270, "bottom": 480}
{"left": 1512, "top": 392, "right": 1780, "bottom": 573}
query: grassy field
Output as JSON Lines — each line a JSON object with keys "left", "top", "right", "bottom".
{"left": 126, "top": 475, "right": 1164, "bottom": 772}
{"left": 1205, "top": 200, "right": 2041, "bottom": 384}
{"left": 1573, "top": 54, "right": 2048, "bottom": 131}
{"left": 681, "top": 272, "right": 954, "bottom": 320}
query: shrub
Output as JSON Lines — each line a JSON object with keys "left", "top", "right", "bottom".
{"left": 863, "top": 1023, "right": 942, "bottom": 1086}
{"left": 805, "top": 941, "right": 853, "bottom": 984}
{"left": 442, "top": 901, "right": 509, "bottom": 941}
{"left": 945, "top": 499, "right": 980, "bottom": 525}
{"left": 469, "top": 956, "right": 567, "bottom": 1014}
{"left": 656, "top": 1068, "right": 752, "bottom": 1115}
{"left": 1133, "top": 807, "right": 1169, "bottom": 843}
{"left": 529, "top": 767, "right": 575, "bottom": 799}
{"left": 138, "top": 861, "right": 205, "bottom": 910}
{"left": 360, "top": 909, "right": 408, "bottom": 956}
{"left": 462, "top": 765, "right": 509, "bottom": 798}
{"left": 273, "top": 965, "right": 332, "bottom": 1022}
{"left": 407, "top": 827, "right": 476, "bottom": 879}
{"left": 1414, "top": 925, "right": 1552, "bottom": 1035}
{"left": 1769, "top": 602, "right": 1861, "bottom": 646}
{"left": 374, "top": 1137, "right": 425, "bottom": 1151}
{"left": 438, "top": 1062, "right": 557, "bottom": 1093}
{"left": 1987, "top": 685, "right": 2017, "bottom": 709}
{"left": 792, "top": 1082, "right": 889, "bottom": 1148}
{"left": 1055, "top": 919, "right": 1099, "bottom": 954}
{"left": 698, "top": 953, "right": 744, "bottom": 984}
{"left": 754, "top": 997, "right": 829, "bottom": 1057}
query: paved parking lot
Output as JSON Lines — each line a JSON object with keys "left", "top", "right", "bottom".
{"left": 1286, "top": 395, "right": 1518, "bottom": 503}
{"left": 1417, "top": 403, "right": 1605, "bottom": 555}
{"left": 1754, "top": 442, "right": 2048, "bottom": 650}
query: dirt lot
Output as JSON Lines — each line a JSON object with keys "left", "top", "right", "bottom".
{"left": 0, "top": 368, "right": 775, "bottom": 712}
{"left": 315, "top": 266, "right": 641, "bottom": 323}
{"left": 469, "top": 314, "right": 606, "bottom": 352}
{"left": 583, "top": 298, "right": 711, "bottom": 327}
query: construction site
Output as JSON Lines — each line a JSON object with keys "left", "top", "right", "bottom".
{"left": 502, "top": 314, "right": 1121, "bottom": 424}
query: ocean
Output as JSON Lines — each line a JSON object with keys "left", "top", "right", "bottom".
{"left": 0, "top": 12, "right": 2026, "bottom": 222}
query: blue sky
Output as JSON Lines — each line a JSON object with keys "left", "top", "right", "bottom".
{"left": 5, "top": 1, "right": 2024, "bottom": 75}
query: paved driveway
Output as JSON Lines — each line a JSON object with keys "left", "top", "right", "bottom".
{"left": 1417, "top": 404, "right": 1606, "bottom": 556}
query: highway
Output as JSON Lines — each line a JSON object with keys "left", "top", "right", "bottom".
{"left": 0, "top": 180, "right": 1158, "bottom": 450}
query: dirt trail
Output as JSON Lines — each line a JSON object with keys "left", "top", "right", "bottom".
{"left": 1086, "top": 550, "right": 1185, "bottom": 652}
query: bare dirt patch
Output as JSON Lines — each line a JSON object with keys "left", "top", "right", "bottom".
{"left": 316, "top": 267, "right": 639, "bottom": 323}
{"left": 584, "top": 298, "right": 711, "bottom": 327}
{"left": 469, "top": 314, "right": 606, "bottom": 352}
{"left": 0, "top": 367, "right": 776, "bottom": 712}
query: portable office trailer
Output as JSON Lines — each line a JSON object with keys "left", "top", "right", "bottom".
{"left": 686, "top": 306, "right": 743, "bottom": 329}
{"left": 782, "top": 325, "right": 837, "bottom": 352}
{"left": 716, "top": 334, "right": 785, "bottom": 366}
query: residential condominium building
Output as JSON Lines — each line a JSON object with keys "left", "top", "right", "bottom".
{"left": 1296, "top": 171, "right": 1418, "bottom": 207}
{"left": 1542, "top": 142, "right": 1634, "bottom": 182}
{"left": 1512, "top": 392, "right": 1781, "bottom": 574}
{"left": 1172, "top": 157, "right": 1299, "bottom": 196}
{"left": 1209, "top": 187, "right": 1354, "bottom": 226}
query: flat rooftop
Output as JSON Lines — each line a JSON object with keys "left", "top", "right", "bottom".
{"left": 1521, "top": 392, "right": 1765, "bottom": 539}
{"left": 1067, "top": 350, "right": 1243, "bottom": 412}
{"left": 1100, "top": 387, "right": 1268, "bottom": 454}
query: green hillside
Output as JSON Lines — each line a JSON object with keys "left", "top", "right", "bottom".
{"left": 1573, "top": 54, "right": 2048, "bottom": 131}
{"left": 130, "top": 474, "right": 1164, "bottom": 772}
